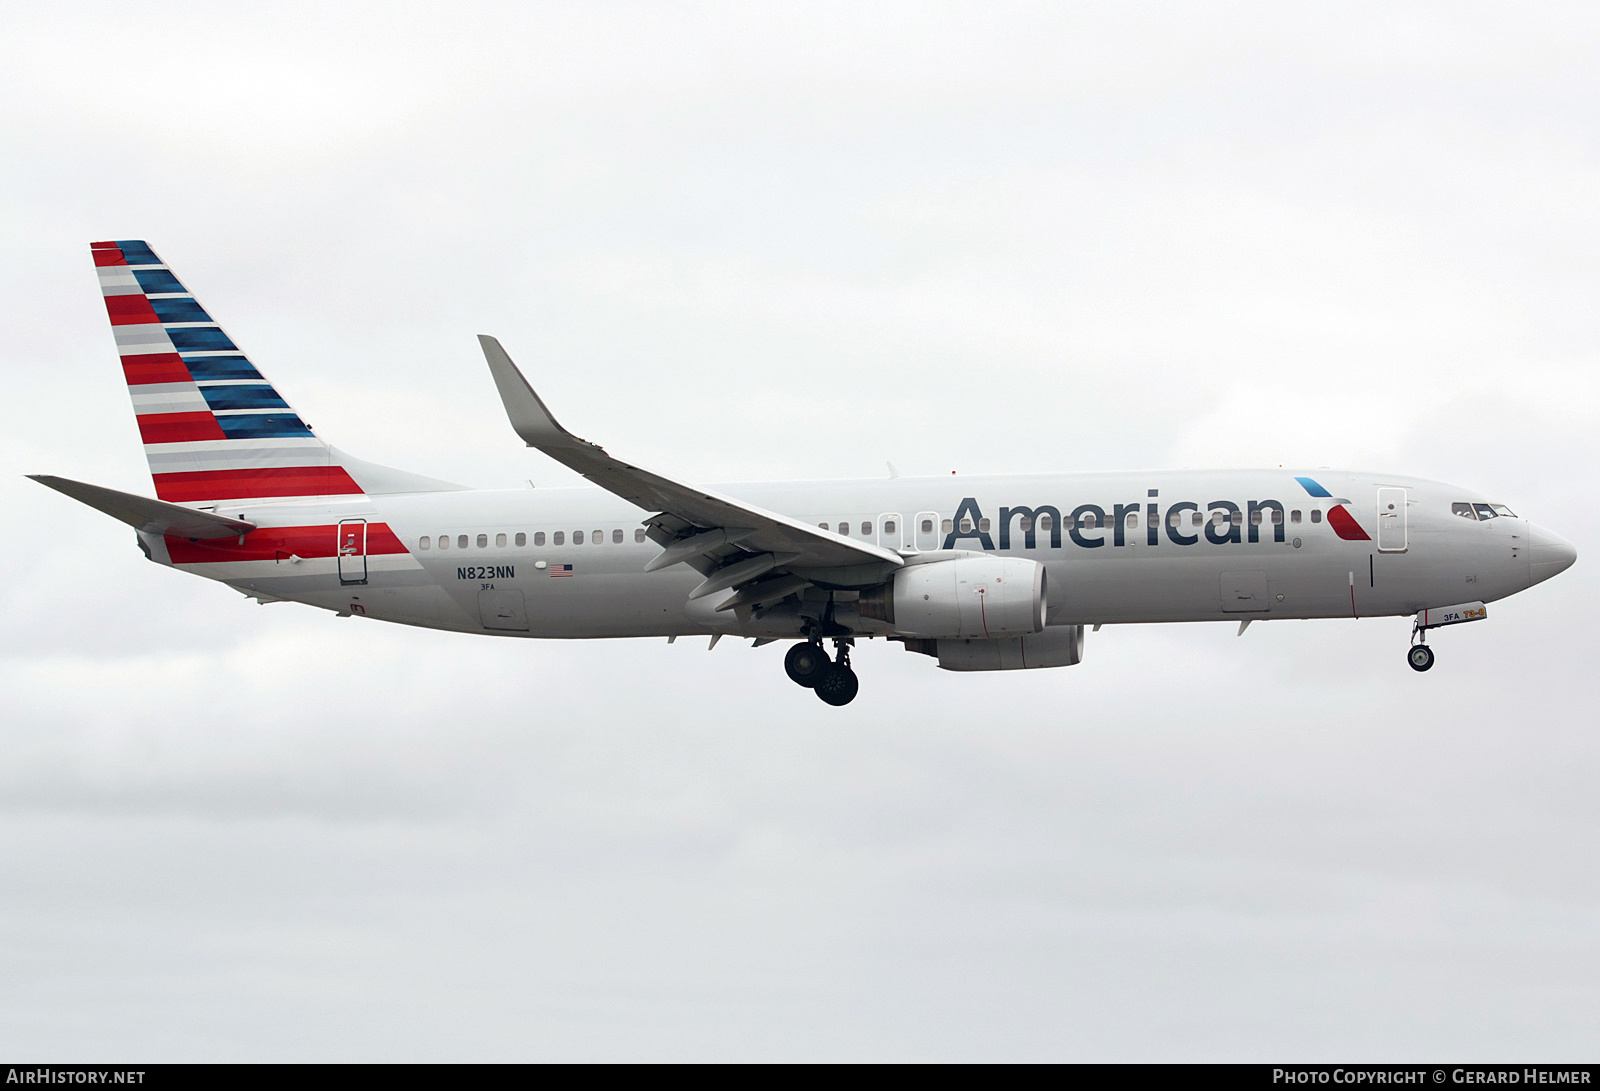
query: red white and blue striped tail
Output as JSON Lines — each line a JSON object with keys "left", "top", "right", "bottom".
{"left": 92, "top": 240, "right": 407, "bottom": 505}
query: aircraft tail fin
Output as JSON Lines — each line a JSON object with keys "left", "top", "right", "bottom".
{"left": 91, "top": 240, "right": 464, "bottom": 504}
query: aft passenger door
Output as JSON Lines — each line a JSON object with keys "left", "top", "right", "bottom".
{"left": 337, "top": 519, "right": 367, "bottom": 585}
{"left": 1377, "top": 488, "right": 1407, "bottom": 553}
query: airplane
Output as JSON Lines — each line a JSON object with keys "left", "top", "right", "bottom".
{"left": 30, "top": 241, "right": 1579, "bottom": 707}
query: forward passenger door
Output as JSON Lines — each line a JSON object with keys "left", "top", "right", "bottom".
{"left": 1377, "top": 488, "right": 1407, "bottom": 552}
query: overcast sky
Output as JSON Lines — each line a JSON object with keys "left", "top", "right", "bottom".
{"left": 2, "top": 1, "right": 1597, "bottom": 1061}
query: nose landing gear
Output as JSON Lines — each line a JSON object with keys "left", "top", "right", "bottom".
{"left": 1405, "top": 601, "right": 1489, "bottom": 672}
{"left": 1408, "top": 614, "right": 1435, "bottom": 672}
{"left": 784, "top": 638, "right": 859, "bottom": 705}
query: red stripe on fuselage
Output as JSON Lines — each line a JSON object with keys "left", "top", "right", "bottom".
{"left": 152, "top": 466, "right": 364, "bottom": 502}
{"left": 136, "top": 411, "right": 227, "bottom": 443}
{"left": 92, "top": 247, "right": 128, "bottom": 266}
{"left": 104, "top": 294, "right": 158, "bottom": 324}
{"left": 1327, "top": 505, "right": 1371, "bottom": 541}
{"left": 122, "top": 354, "right": 192, "bottom": 385}
{"left": 166, "top": 523, "right": 408, "bottom": 565}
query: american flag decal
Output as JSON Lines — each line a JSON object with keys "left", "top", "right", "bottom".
{"left": 549, "top": 563, "right": 574, "bottom": 577}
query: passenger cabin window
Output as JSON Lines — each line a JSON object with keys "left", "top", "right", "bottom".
{"left": 419, "top": 536, "right": 431, "bottom": 550}
{"left": 1081, "top": 513, "right": 1098, "bottom": 529}
{"left": 438, "top": 535, "right": 449, "bottom": 550}
{"left": 819, "top": 523, "right": 829, "bottom": 530}
{"left": 496, "top": 533, "right": 507, "bottom": 547}
{"left": 1291, "top": 510, "right": 1302, "bottom": 524}
{"left": 1473, "top": 503, "right": 1498, "bottom": 520}
{"left": 838, "top": 522, "right": 849, "bottom": 535}
{"left": 553, "top": 531, "right": 565, "bottom": 545}
{"left": 1039, "top": 515, "right": 1053, "bottom": 531}
{"left": 942, "top": 519, "right": 953, "bottom": 534}
{"left": 457, "top": 535, "right": 468, "bottom": 549}
{"left": 978, "top": 517, "right": 990, "bottom": 533}
{"left": 516, "top": 533, "right": 527, "bottom": 547}
{"left": 534, "top": 532, "right": 545, "bottom": 546}
{"left": 1019, "top": 515, "right": 1034, "bottom": 532}
{"left": 1127, "top": 512, "right": 1139, "bottom": 528}
{"left": 1310, "top": 510, "right": 1322, "bottom": 524}
{"left": 574, "top": 530, "right": 584, "bottom": 544}
{"left": 1250, "top": 510, "right": 1263, "bottom": 525}
{"left": 635, "top": 528, "right": 646, "bottom": 543}
{"left": 1191, "top": 512, "right": 1202, "bottom": 527}
{"left": 613, "top": 529, "right": 623, "bottom": 544}
{"left": 883, "top": 519, "right": 896, "bottom": 535}
{"left": 960, "top": 518, "right": 973, "bottom": 532}
{"left": 1452, "top": 503, "right": 1477, "bottom": 520}
{"left": 1230, "top": 511, "right": 1243, "bottom": 527}
{"left": 922, "top": 519, "right": 934, "bottom": 534}
{"left": 593, "top": 529, "right": 603, "bottom": 544}
{"left": 1211, "top": 512, "right": 1225, "bottom": 526}
{"left": 861, "top": 521, "right": 872, "bottom": 536}
{"left": 1168, "top": 512, "right": 1181, "bottom": 528}
{"left": 477, "top": 533, "right": 488, "bottom": 548}
{"left": 1271, "top": 510, "right": 1283, "bottom": 525}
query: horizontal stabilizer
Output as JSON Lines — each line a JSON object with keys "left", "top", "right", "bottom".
{"left": 28, "top": 475, "right": 255, "bottom": 539}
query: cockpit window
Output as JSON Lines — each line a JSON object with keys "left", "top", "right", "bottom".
{"left": 1473, "top": 503, "right": 1497, "bottom": 520}
{"left": 1490, "top": 504, "right": 1516, "bottom": 518}
{"left": 1452, "top": 502, "right": 1477, "bottom": 520}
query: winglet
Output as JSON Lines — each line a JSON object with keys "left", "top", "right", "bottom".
{"left": 477, "top": 335, "right": 594, "bottom": 452}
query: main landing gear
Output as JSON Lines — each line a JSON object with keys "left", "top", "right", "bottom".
{"left": 784, "top": 638, "right": 859, "bottom": 706}
{"left": 784, "top": 641, "right": 830, "bottom": 687}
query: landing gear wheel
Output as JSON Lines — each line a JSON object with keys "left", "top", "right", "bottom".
{"left": 785, "top": 642, "right": 831, "bottom": 688}
{"left": 814, "top": 664, "right": 860, "bottom": 706}
{"left": 1407, "top": 644, "right": 1435, "bottom": 672}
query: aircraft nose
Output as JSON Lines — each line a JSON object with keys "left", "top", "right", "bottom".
{"left": 1528, "top": 524, "right": 1578, "bottom": 585}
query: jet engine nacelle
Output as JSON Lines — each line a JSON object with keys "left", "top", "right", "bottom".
{"left": 926, "top": 626, "right": 1086, "bottom": 671}
{"left": 860, "top": 555, "right": 1047, "bottom": 639}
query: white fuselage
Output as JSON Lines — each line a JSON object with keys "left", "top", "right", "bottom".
{"left": 144, "top": 469, "right": 1551, "bottom": 641}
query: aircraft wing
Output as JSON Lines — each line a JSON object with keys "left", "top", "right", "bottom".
{"left": 479, "top": 336, "right": 902, "bottom": 599}
{"left": 28, "top": 475, "right": 255, "bottom": 539}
